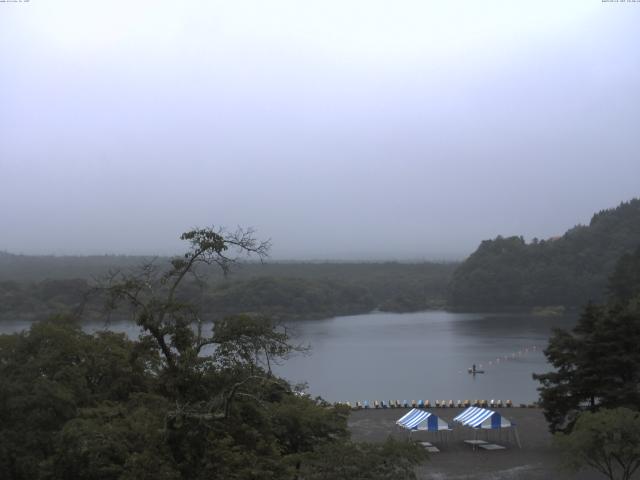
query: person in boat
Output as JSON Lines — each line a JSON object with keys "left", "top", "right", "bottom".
{"left": 472, "top": 364, "right": 476, "bottom": 374}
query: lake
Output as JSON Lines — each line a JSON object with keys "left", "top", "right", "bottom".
{"left": 274, "top": 310, "right": 575, "bottom": 404}
{"left": 0, "top": 310, "right": 576, "bottom": 404}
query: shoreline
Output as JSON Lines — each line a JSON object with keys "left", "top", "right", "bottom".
{"left": 348, "top": 407, "right": 604, "bottom": 480}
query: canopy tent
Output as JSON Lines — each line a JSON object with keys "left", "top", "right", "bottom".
{"left": 453, "top": 406, "right": 513, "bottom": 429}
{"left": 453, "top": 406, "right": 521, "bottom": 448}
{"left": 396, "top": 408, "right": 451, "bottom": 432}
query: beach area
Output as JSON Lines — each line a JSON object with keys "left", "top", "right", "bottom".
{"left": 348, "top": 407, "right": 609, "bottom": 480}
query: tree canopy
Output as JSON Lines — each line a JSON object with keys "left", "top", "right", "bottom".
{"left": 534, "top": 246, "right": 640, "bottom": 433}
{"left": 450, "top": 198, "right": 640, "bottom": 308}
{"left": 555, "top": 408, "right": 640, "bottom": 480}
{"left": 0, "top": 259, "right": 455, "bottom": 323}
{"left": 0, "top": 227, "right": 426, "bottom": 480}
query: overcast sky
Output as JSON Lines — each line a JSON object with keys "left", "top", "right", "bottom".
{"left": 1, "top": 1, "right": 639, "bottom": 260}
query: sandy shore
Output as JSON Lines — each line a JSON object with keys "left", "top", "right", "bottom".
{"left": 348, "top": 407, "right": 612, "bottom": 480}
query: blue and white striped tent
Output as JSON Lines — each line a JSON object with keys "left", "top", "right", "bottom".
{"left": 453, "top": 406, "right": 513, "bottom": 429}
{"left": 453, "top": 406, "right": 521, "bottom": 448}
{"left": 396, "top": 408, "right": 451, "bottom": 432}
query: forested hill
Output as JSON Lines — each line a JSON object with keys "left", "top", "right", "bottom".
{"left": 0, "top": 256, "right": 456, "bottom": 321}
{"left": 449, "top": 198, "right": 640, "bottom": 309}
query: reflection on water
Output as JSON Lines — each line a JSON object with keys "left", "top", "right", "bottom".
{"left": 0, "top": 310, "right": 576, "bottom": 404}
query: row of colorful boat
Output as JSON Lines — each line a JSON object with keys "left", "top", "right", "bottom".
{"left": 334, "top": 399, "right": 537, "bottom": 409}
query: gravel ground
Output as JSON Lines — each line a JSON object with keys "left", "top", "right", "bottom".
{"left": 348, "top": 407, "right": 620, "bottom": 480}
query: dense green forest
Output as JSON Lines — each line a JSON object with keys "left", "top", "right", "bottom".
{"left": 4, "top": 198, "right": 640, "bottom": 318}
{"left": 450, "top": 199, "right": 640, "bottom": 309}
{"left": 534, "top": 245, "right": 640, "bottom": 432}
{"left": 532, "top": 246, "right": 640, "bottom": 479}
{"left": 0, "top": 229, "right": 426, "bottom": 479}
{"left": 0, "top": 256, "right": 456, "bottom": 322}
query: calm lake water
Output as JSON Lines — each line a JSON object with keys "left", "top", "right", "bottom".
{"left": 275, "top": 310, "right": 576, "bottom": 404}
{"left": 0, "top": 310, "right": 576, "bottom": 404}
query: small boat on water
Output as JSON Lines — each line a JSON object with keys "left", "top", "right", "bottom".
{"left": 468, "top": 369, "right": 485, "bottom": 374}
